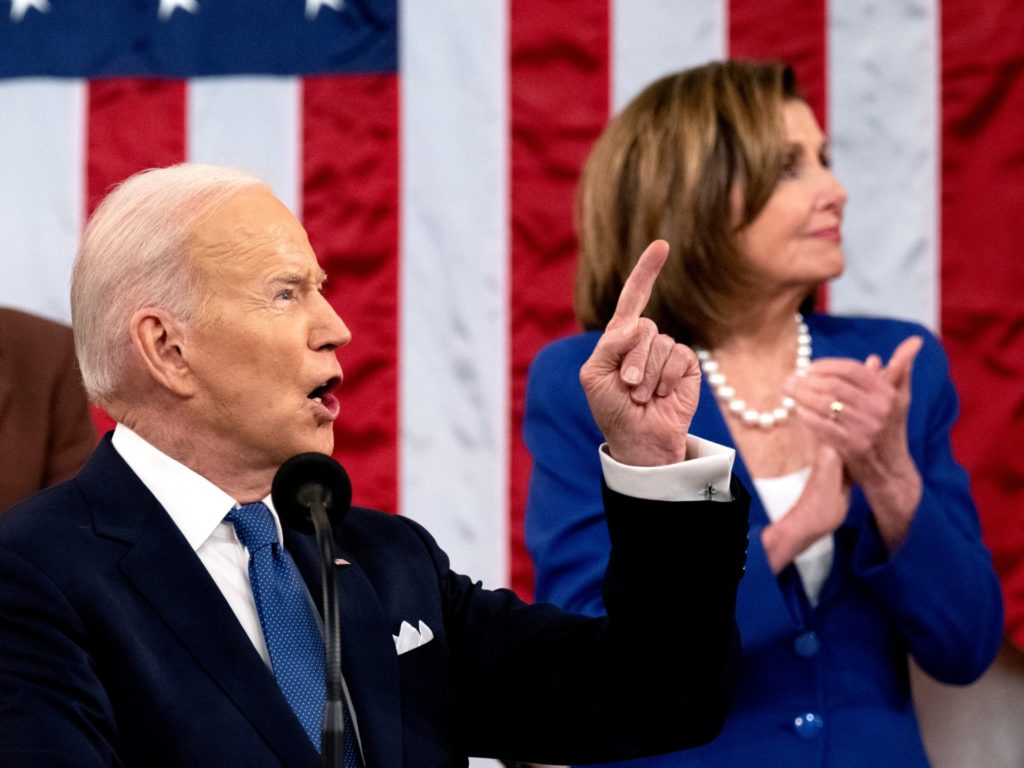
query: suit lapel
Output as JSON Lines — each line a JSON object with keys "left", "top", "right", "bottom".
{"left": 287, "top": 524, "right": 404, "bottom": 768}
{"left": 79, "top": 440, "right": 320, "bottom": 767}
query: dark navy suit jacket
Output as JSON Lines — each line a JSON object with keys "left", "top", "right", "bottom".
{"left": 0, "top": 435, "right": 748, "bottom": 767}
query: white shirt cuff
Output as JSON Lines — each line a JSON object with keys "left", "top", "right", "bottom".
{"left": 599, "top": 435, "right": 735, "bottom": 502}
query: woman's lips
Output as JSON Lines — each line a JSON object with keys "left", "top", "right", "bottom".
{"left": 809, "top": 226, "right": 841, "bottom": 243}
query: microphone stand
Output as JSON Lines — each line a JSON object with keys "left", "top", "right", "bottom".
{"left": 307, "top": 495, "right": 345, "bottom": 768}
{"left": 274, "top": 453, "right": 354, "bottom": 768}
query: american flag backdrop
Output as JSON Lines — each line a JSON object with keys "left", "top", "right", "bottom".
{"left": 1, "top": 0, "right": 1022, "bottom": 679}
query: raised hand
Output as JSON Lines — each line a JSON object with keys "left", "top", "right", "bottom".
{"left": 783, "top": 335, "right": 924, "bottom": 550}
{"left": 579, "top": 240, "right": 701, "bottom": 467}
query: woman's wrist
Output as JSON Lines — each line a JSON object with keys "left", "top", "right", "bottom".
{"left": 860, "top": 460, "right": 922, "bottom": 551}
{"left": 762, "top": 505, "right": 826, "bottom": 574}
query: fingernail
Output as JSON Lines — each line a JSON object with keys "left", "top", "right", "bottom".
{"left": 624, "top": 366, "right": 640, "bottom": 385}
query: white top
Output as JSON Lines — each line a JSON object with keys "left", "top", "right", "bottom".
{"left": 754, "top": 467, "right": 834, "bottom": 606}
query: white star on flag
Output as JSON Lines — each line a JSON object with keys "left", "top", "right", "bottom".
{"left": 158, "top": 0, "right": 199, "bottom": 21}
{"left": 305, "top": 0, "right": 343, "bottom": 21}
{"left": 9, "top": 0, "right": 50, "bottom": 22}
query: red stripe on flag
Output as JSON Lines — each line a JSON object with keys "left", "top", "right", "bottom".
{"left": 509, "top": 0, "right": 610, "bottom": 598}
{"left": 728, "top": 0, "right": 829, "bottom": 310}
{"left": 86, "top": 79, "right": 187, "bottom": 214}
{"left": 303, "top": 75, "right": 401, "bottom": 515}
{"left": 86, "top": 78, "right": 187, "bottom": 437}
{"left": 941, "top": 0, "right": 1024, "bottom": 649}
{"left": 728, "top": 0, "right": 828, "bottom": 125}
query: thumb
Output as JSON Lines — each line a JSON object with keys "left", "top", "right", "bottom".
{"left": 883, "top": 335, "right": 923, "bottom": 389}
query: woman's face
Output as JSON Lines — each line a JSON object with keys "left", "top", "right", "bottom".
{"left": 736, "top": 100, "right": 847, "bottom": 292}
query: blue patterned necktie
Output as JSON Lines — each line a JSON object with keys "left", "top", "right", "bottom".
{"left": 227, "top": 502, "right": 363, "bottom": 767}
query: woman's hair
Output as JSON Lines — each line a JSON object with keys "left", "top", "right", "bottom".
{"left": 71, "top": 163, "right": 268, "bottom": 403}
{"left": 575, "top": 59, "right": 807, "bottom": 347}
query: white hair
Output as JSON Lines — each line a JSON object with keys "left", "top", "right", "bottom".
{"left": 71, "top": 163, "right": 269, "bottom": 403}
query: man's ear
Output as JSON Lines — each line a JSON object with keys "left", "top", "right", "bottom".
{"left": 130, "top": 307, "right": 196, "bottom": 397}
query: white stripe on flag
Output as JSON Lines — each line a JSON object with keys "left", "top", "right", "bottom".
{"left": 187, "top": 77, "right": 302, "bottom": 217}
{"left": 0, "top": 79, "right": 84, "bottom": 324}
{"left": 611, "top": 0, "right": 727, "bottom": 112}
{"left": 399, "top": 1, "right": 510, "bottom": 591}
{"left": 828, "top": 0, "right": 940, "bottom": 331}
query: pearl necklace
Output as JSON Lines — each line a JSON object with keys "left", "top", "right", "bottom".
{"left": 694, "top": 314, "right": 811, "bottom": 429}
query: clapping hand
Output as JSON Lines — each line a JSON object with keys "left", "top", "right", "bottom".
{"left": 763, "top": 444, "right": 850, "bottom": 573}
{"left": 784, "top": 336, "right": 924, "bottom": 549}
{"left": 579, "top": 240, "right": 701, "bottom": 467}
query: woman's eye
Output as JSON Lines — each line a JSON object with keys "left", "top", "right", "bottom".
{"left": 781, "top": 155, "right": 800, "bottom": 179}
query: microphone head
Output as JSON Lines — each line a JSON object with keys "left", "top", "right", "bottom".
{"left": 271, "top": 452, "right": 352, "bottom": 534}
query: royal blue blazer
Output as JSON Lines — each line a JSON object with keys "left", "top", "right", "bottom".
{"left": 525, "top": 314, "right": 1003, "bottom": 767}
{"left": 0, "top": 434, "right": 748, "bottom": 767}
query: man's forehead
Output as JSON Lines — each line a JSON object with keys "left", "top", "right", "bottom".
{"left": 193, "top": 187, "right": 303, "bottom": 240}
{"left": 189, "top": 189, "right": 318, "bottom": 271}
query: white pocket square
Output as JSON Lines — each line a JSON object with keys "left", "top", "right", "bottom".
{"left": 393, "top": 620, "right": 434, "bottom": 655}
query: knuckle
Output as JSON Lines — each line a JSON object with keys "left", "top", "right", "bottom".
{"left": 637, "top": 317, "right": 657, "bottom": 335}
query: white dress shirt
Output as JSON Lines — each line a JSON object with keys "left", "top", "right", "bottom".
{"left": 112, "top": 424, "right": 277, "bottom": 667}
{"left": 600, "top": 435, "right": 735, "bottom": 502}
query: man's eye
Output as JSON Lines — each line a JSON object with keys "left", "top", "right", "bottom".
{"left": 276, "top": 289, "right": 294, "bottom": 301}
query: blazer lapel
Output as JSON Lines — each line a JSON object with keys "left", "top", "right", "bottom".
{"left": 287, "top": 525, "right": 404, "bottom": 768}
{"left": 695, "top": 372, "right": 814, "bottom": 622}
{"left": 79, "top": 440, "right": 320, "bottom": 767}
{"left": 693, "top": 378, "right": 764, "bottom": 524}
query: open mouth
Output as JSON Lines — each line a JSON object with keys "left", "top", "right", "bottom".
{"left": 307, "top": 376, "right": 342, "bottom": 420}
{"left": 307, "top": 376, "right": 340, "bottom": 403}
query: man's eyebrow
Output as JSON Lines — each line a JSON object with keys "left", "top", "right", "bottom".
{"left": 269, "top": 270, "right": 327, "bottom": 286}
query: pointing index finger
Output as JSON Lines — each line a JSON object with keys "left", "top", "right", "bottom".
{"left": 609, "top": 240, "right": 669, "bottom": 329}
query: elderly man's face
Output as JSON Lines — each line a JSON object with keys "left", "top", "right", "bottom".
{"left": 184, "top": 188, "right": 350, "bottom": 470}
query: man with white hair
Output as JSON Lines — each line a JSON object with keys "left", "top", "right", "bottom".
{"left": 0, "top": 163, "right": 748, "bottom": 768}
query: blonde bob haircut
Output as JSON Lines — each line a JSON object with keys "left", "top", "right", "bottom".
{"left": 71, "top": 163, "right": 268, "bottom": 403}
{"left": 575, "top": 59, "right": 807, "bottom": 348}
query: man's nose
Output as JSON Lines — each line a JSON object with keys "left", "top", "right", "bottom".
{"left": 311, "top": 294, "right": 352, "bottom": 352}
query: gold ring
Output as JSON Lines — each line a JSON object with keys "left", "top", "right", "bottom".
{"left": 829, "top": 400, "right": 844, "bottom": 421}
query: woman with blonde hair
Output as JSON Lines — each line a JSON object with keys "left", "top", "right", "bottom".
{"left": 524, "top": 60, "right": 1002, "bottom": 766}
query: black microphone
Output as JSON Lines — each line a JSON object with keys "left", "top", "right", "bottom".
{"left": 271, "top": 452, "right": 353, "bottom": 768}
{"left": 272, "top": 451, "right": 352, "bottom": 533}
